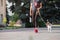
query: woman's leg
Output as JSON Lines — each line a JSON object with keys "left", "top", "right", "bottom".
{"left": 32, "top": 10, "right": 36, "bottom": 27}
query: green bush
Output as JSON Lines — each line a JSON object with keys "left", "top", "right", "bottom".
{"left": 37, "top": 16, "right": 46, "bottom": 27}
{"left": 25, "top": 22, "right": 34, "bottom": 28}
{"left": 25, "top": 16, "right": 46, "bottom": 27}
{"left": 20, "top": 14, "right": 27, "bottom": 19}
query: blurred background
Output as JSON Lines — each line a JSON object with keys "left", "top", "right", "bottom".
{"left": 0, "top": 0, "right": 60, "bottom": 28}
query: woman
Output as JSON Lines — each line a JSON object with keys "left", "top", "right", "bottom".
{"left": 30, "top": 0, "right": 42, "bottom": 27}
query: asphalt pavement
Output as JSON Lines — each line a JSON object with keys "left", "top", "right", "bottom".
{"left": 0, "top": 28, "right": 60, "bottom": 40}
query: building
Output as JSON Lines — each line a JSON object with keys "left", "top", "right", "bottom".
{"left": 0, "top": 0, "right": 6, "bottom": 24}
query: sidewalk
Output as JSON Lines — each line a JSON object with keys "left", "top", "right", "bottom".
{"left": 0, "top": 28, "right": 60, "bottom": 40}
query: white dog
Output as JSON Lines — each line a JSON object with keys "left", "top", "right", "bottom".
{"left": 46, "top": 22, "right": 52, "bottom": 32}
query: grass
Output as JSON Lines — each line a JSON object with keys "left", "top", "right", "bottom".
{"left": 0, "top": 26, "right": 22, "bottom": 30}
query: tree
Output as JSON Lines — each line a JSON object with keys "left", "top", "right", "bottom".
{"left": 7, "top": 0, "right": 30, "bottom": 22}
{"left": 7, "top": 0, "right": 60, "bottom": 27}
{"left": 42, "top": 0, "right": 60, "bottom": 24}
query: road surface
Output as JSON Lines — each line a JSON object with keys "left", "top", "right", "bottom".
{"left": 0, "top": 28, "right": 60, "bottom": 40}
